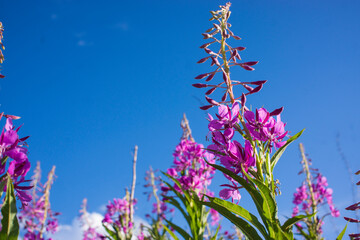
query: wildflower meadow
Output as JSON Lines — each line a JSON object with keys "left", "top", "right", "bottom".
{"left": 0, "top": 1, "right": 359, "bottom": 239}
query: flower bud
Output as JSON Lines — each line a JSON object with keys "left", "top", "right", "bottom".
{"left": 192, "top": 83, "right": 208, "bottom": 88}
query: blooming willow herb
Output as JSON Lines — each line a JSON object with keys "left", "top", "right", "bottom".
{"left": 291, "top": 144, "right": 339, "bottom": 239}
{"left": 161, "top": 115, "right": 221, "bottom": 240}
{"left": 193, "top": 3, "right": 306, "bottom": 240}
{"left": 19, "top": 163, "right": 60, "bottom": 240}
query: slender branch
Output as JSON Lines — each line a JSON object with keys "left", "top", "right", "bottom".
{"left": 40, "top": 166, "right": 56, "bottom": 238}
{"left": 299, "top": 143, "right": 318, "bottom": 236}
{"left": 129, "top": 145, "right": 138, "bottom": 226}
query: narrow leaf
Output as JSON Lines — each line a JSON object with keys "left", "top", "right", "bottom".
{"left": 0, "top": 177, "right": 19, "bottom": 240}
{"left": 271, "top": 129, "right": 305, "bottom": 171}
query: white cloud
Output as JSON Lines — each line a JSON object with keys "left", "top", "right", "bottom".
{"left": 49, "top": 212, "right": 149, "bottom": 240}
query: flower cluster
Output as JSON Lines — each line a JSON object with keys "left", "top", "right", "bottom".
{"left": 292, "top": 173, "right": 339, "bottom": 217}
{"left": 102, "top": 196, "right": 137, "bottom": 235}
{"left": 0, "top": 116, "right": 32, "bottom": 206}
{"left": 244, "top": 107, "right": 287, "bottom": 149}
{"left": 291, "top": 144, "right": 339, "bottom": 236}
{"left": 19, "top": 163, "right": 60, "bottom": 240}
{"left": 164, "top": 139, "right": 215, "bottom": 197}
{"left": 206, "top": 102, "right": 288, "bottom": 202}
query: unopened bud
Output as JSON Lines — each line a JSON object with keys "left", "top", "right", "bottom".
{"left": 192, "top": 83, "right": 208, "bottom": 88}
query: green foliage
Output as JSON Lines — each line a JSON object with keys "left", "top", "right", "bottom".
{"left": 0, "top": 177, "right": 19, "bottom": 240}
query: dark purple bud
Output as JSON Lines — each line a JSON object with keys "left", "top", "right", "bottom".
{"left": 195, "top": 73, "right": 209, "bottom": 79}
{"left": 356, "top": 169, "right": 360, "bottom": 175}
{"left": 0, "top": 74, "right": 4, "bottom": 78}
{"left": 270, "top": 107, "right": 284, "bottom": 116}
{"left": 233, "top": 35, "right": 241, "bottom": 40}
{"left": 211, "top": 57, "right": 220, "bottom": 66}
{"left": 202, "top": 33, "right": 212, "bottom": 39}
{"left": 344, "top": 217, "right": 360, "bottom": 223}
{"left": 349, "top": 233, "right": 360, "bottom": 237}
{"left": 205, "top": 73, "right": 215, "bottom": 82}
{"left": 4, "top": 114, "right": 21, "bottom": 120}
{"left": 192, "top": 83, "right": 208, "bottom": 88}
{"left": 205, "top": 96, "right": 220, "bottom": 106}
{"left": 249, "top": 84, "right": 263, "bottom": 94}
{"left": 20, "top": 136, "right": 30, "bottom": 142}
{"left": 231, "top": 49, "right": 238, "bottom": 59}
{"left": 345, "top": 202, "right": 360, "bottom": 211}
{"left": 242, "top": 84, "right": 253, "bottom": 92}
{"left": 240, "top": 64, "right": 255, "bottom": 71}
{"left": 205, "top": 87, "right": 216, "bottom": 95}
{"left": 204, "top": 48, "right": 215, "bottom": 55}
{"left": 241, "top": 93, "right": 246, "bottom": 107}
{"left": 200, "top": 105, "right": 213, "bottom": 110}
{"left": 243, "top": 61, "right": 259, "bottom": 66}
{"left": 221, "top": 91, "right": 228, "bottom": 102}
{"left": 235, "top": 46, "right": 246, "bottom": 51}
{"left": 244, "top": 80, "right": 267, "bottom": 85}
{"left": 200, "top": 42, "right": 213, "bottom": 49}
{"left": 197, "top": 57, "right": 210, "bottom": 64}
{"left": 213, "top": 23, "right": 221, "bottom": 30}
{"left": 205, "top": 27, "right": 214, "bottom": 33}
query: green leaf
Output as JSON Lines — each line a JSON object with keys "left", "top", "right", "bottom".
{"left": 164, "top": 219, "right": 192, "bottom": 240}
{"left": 102, "top": 223, "right": 118, "bottom": 239}
{"left": 336, "top": 223, "right": 348, "bottom": 240}
{"left": 270, "top": 129, "right": 304, "bottom": 171}
{"left": 197, "top": 198, "right": 262, "bottom": 240}
{"left": 203, "top": 197, "right": 268, "bottom": 238}
{"left": 0, "top": 177, "right": 19, "bottom": 240}
{"left": 205, "top": 162, "right": 274, "bottom": 234}
{"left": 163, "top": 223, "right": 180, "bottom": 240}
{"left": 281, "top": 213, "right": 315, "bottom": 231}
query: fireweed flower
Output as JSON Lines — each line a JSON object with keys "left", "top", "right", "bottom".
{"left": 291, "top": 144, "right": 339, "bottom": 236}
{"left": 0, "top": 116, "right": 32, "bottom": 206}
{"left": 161, "top": 115, "right": 220, "bottom": 228}
{"left": 19, "top": 163, "right": 60, "bottom": 240}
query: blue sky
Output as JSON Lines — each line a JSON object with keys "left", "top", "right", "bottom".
{"left": 1, "top": 0, "right": 360, "bottom": 238}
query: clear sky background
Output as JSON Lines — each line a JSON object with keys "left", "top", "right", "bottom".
{"left": 1, "top": 0, "right": 360, "bottom": 239}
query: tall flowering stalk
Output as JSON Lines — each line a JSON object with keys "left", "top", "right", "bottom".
{"left": 161, "top": 114, "right": 221, "bottom": 240}
{"left": 291, "top": 144, "right": 339, "bottom": 239}
{"left": 19, "top": 162, "right": 60, "bottom": 240}
{"left": 193, "top": 3, "right": 307, "bottom": 240}
{"left": 0, "top": 22, "right": 5, "bottom": 78}
{"left": 101, "top": 146, "right": 145, "bottom": 240}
